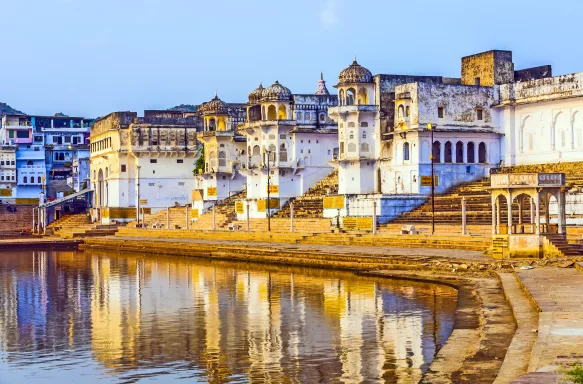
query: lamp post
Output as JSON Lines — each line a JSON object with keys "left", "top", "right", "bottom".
{"left": 136, "top": 165, "right": 141, "bottom": 226}
{"left": 428, "top": 123, "right": 435, "bottom": 235}
{"left": 264, "top": 149, "right": 272, "bottom": 232}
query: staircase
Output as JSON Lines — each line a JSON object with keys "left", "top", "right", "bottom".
{"left": 0, "top": 205, "right": 34, "bottom": 234}
{"left": 191, "top": 189, "right": 246, "bottom": 230}
{"left": 128, "top": 207, "right": 190, "bottom": 229}
{"left": 275, "top": 170, "right": 338, "bottom": 218}
{"left": 45, "top": 212, "right": 120, "bottom": 239}
{"left": 544, "top": 234, "right": 583, "bottom": 256}
{"left": 48, "top": 212, "right": 92, "bottom": 230}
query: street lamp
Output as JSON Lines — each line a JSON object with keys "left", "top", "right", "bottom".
{"left": 428, "top": 123, "right": 435, "bottom": 235}
{"left": 263, "top": 149, "right": 272, "bottom": 232}
{"left": 136, "top": 165, "right": 141, "bottom": 226}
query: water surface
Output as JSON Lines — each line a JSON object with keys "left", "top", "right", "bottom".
{"left": 0, "top": 250, "right": 457, "bottom": 383}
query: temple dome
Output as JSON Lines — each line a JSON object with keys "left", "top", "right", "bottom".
{"left": 248, "top": 83, "right": 264, "bottom": 105}
{"left": 202, "top": 93, "right": 227, "bottom": 115}
{"left": 338, "top": 58, "right": 373, "bottom": 86}
{"left": 261, "top": 80, "right": 292, "bottom": 102}
{"left": 315, "top": 72, "right": 330, "bottom": 95}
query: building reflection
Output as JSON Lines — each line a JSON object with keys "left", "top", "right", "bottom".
{"left": 0, "top": 250, "right": 457, "bottom": 383}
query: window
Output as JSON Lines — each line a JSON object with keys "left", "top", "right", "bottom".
{"left": 467, "top": 142, "right": 475, "bottom": 163}
{"left": 360, "top": 122, "right": 368, "bottom": 127}
{"left": 121, "top": 165, "right": 127, "bottom": 172}
{"left": 398, "top": 105, "right": 405, "bottom": 118}
{"left": 403, "top": 142, "right": 410, "bottom": 161}
{"left": 438, "top": 107, "right": 444, "bottom": 119}
{"left": 406, "top": 106, "right": 410, "bottom": 117}
{"left": 348, "top": 122, "right": 355, "bottom": 128}
{"left": 432, "top": 141, "right": 441, "bottom": 163}
{"left": 150, "top": 159, "right": 157, "bottom": 164}
{"left": 55, "top": 136, "right": 63, "bottom": 144}
{"left": 23, "top": 176, "right": 27, "bottom": 183}
{"left": 478, "top": 142, "right": 487, "bottom": 163}
{"left": 148, "top": 183, "right": 155, "bottom": 186}
{"left": 64, "top": 136, "right": 71, "bottom": 143}
{"left": 177, "top": 159, "right": 184, "bottom": 163}
{"left": 348, "top": 142, "right": 357, "bottom": 152}
{"left": 477, "top": 109, "right": 483, "bottom": 121}
{"left": 456, "top": 141, "right": 464, "bottom": 163}
{"left": 444, "top": 141, "right": 452, "bottom": 163}
{"left": 37, "top": 176, "right": 41, "bottom": 183}
{"left": 17, "top": 131, "right": 29, "bottom": 139}
{"left": 474, "top": 77, "right": 481, "bottom": 86}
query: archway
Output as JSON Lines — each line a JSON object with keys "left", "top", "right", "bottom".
{"left": 97, "top": 169, "right": 104, "bottom": 207}
{"left": 456, "top": 141, "right": 464, "bottom": 163}
{"left": 358, "top": 88, "right": 368, "bottom": 105}
{"left": 467, "top": 142, "right": 475, "bottom": 163}
{"left": 432, "top": 141, "right": 441, "bottom": 163}
{"left": 217, "top": 117, "right": 226, "bottom": 131}
{"left": 403, "top": 142, "right": 410, "bottom": 161}
{"left": 278, "top": 105, "right": 287, "bottom": 120}
{"left": 398, "top": 105, "right": 405, "bottom": 118}
{"left": 346, "top": 88, "right": 356, "bottom": 105}
{"left": 511, "top": 193, "right": 536, "bottom": 234}
{"left": 339, "top": 89, "right": 345, "bottom": 106}
{"left": 251, "top": 145, "right": 261, "bottom": 167}
{"left": 540, "top": 192, "right": 560, "bottom": 234}
{"left": 444, "top": 141, "right": 452, "bottom": 163}
{"left": 267, "top": 105, "right": 277, "bottom": 120}
{"left": 478, "top": 142, "right": 487, "bottom": 163}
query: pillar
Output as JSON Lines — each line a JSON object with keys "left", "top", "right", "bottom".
{"left": 545, "top": 194, "right": 550, "bottom": 225}
{"left": 530, "top": 197, "right": 535, "bottom": 225}
{"left": 558, "top": 190, "right": 564, "bottom": 235}
{"left": 496, "top": 197, "right": 501, "bottom": 234}
{"left": 507, "top": 191, "right": 513, "bottom": 234}
{"left": 461, "top": 197, "right": 467, "bottom": 235}
{"left": 167, "top": 207, "right": 170, "bottom": 229}
{"left": 213, "top": 205, "right": 217, "bottom": 231}
{"left": 535, "top": 192, "right": 541, "bottom": 235}
{"left": 518, "top": 195, "right": 523, "bottom": 225}
{"left": 246, "top": 201, "right": 250, "bottom": 231}
{"left": 32, "top": 208, "right": 36, "bottom": 234}
{"left": 373, "top": 201, "right": 377, "bottom": 235}
{"left": 290, "top": 202, "right": 294, "bottom": 233}
{"left": 491, "top": 195, "right": 497, "bottom": 235}
{"left": 185, "top": 206, "right": 189, "bottom": 230}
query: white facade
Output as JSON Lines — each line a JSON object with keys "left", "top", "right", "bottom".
{"left": 238, "top": 79, "right": 338, "bottom": 219}
{"left": 90, "top": 111, "right": 199, "bottom": 223}
{"left": 0, "top": 145, "right": 16, "bottom": 200}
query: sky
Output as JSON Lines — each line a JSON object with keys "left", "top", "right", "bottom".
{"left": 1, "top": 0, "right": 582, "bottom": 118}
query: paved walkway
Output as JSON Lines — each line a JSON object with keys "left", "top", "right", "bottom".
{"left": 112, "top": 235, "right": 489, "bottom": 262}
{"left": 513, "top": 267, "right": 583, "bottom": 382}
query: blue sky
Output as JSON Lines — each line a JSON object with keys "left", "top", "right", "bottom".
{"left": 1, "top": 0, "right": 582, "bottom": 118}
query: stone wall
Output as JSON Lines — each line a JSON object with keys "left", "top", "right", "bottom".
{"left": 461, "top": 50, "right": 514, "bottom": 86}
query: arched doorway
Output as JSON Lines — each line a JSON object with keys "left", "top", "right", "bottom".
{"left": 97, "top": 169, "right": 104, "bottom": 207}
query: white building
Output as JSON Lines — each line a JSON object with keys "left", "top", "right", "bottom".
{"left": 90, "top": 110, "right": 200, "bottom": 223}
{"left": 0, "top": 144, "right": 16, "bottom": 201}
{"left": 237, "top": 76, "right": 338, "bottom": 219}
{"left": 193, "top": 94, "right": 247, "bottom": 216}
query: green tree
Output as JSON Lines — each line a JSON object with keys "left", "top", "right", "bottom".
{"left": 194, "top": 151, "right": 205, "bottom": 175}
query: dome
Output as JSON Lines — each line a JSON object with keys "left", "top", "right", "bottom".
{"left": 338, "top": 58, "right": 373, "bottom": 85}
{"left": 261, "top": 80, "right": 292, "bottom": 102}
{"left": 315, "top": 72, "right": 330, "bottom": 95}
{"left": 202, "top": 93, "right": 227, "bottom": 115}
{"left": 248, "top": 83, "right": 264, "bottom": 104}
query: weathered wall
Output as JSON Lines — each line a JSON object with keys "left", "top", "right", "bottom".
{"left": 514, "top": 65, "right": 552, "bottom": 82}
{"left": 461, "top": 50, "right": 514, "bottom": 86}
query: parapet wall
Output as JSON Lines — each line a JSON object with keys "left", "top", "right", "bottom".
{"left": 497, "top": 72, "right": 583, "bottom": 105}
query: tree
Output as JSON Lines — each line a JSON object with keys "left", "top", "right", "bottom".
{"left": 194, "top": 151, "right": 205, "bottom": 175}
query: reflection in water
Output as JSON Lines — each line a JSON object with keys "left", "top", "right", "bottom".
{"left": 0, "top": 250, "right": 457, "bottom": 383}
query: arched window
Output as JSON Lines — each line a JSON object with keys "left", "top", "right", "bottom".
{"left": 37, "top": 176, "right": 41, "bottom": 183}
{"left": 467, "top": 142, "right": 475, "bottom": 163}
{"left": 348, "top": 142, "right": 357, "bottom": 152}
{"left": 432, "top": 141, "right": 441, "bottom": 163}
{"left": 60, "top": 153, "right": 65, "bottom": 161}
{"left": 360, "top": 143, "right": 369, "bottom": 153}
{"left": 444, "top": 141, "right": 452, "bottom": 163}
{"left": 23, "top": 176, "right": 27, "bottom": 183}
{"left": 398, "top": 105, "right": 405, "bottom": 118}
{"left": 208, "top": 118, "right": 216, "bottom": 131}
{"left": 339, "top": 123, "right": 344, "bottom": 128}
{"left": 478, "top": 142, "right": 487, "bottom": 163}
{"left": 218, "top": 151, "right": 226, "bottom": 167}
{"left": 358, "top": 88, "right": 368, "bottom": 105}
{"left": 267, "top": 105, "right": 277, "bottom": 120}
{"left": 217, "top": 117, "right": 226, "bottom": 131}
{"left": 279, "top": 144, "right": 288, "bottom": 162}
{"left": 297, "top": 112, "right": 303, "bottom": 120}
{"left": 346, "top": 88, "right": 356, "bottom": 105}
{"left": 456, "top": 141, "right": 464, "bottom": 163}
{"left": 268, "top": 144, "right": 276, "bottom": 162}
{"left": 403, "top": 142, "right": 410, "bottom": 161}
{"left": 27, "top": 160, "right": 33, "bottom": 166}
{"left": 406, "top": 106, "right": 410, "bottom": 117}
{"left": 339, "top": 89, "right": 345, "bottom": 106}
{"left": 278, "top": 105, "right": 287, "bottom": 120}
{"left": 319, "top": 113, "right": 325, "bottom": 122}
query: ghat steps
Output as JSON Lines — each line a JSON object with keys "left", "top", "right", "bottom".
{"left": 0, "top": 205, "right": 34, "bottom": 234}
{"left": 274, "top": 170, "right": 338, "bottom": 218}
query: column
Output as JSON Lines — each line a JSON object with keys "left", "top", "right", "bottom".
{"left": 246, "top": 201, "right": 250, "bottom": 231}
{"left": 167, "top": 207, "right": 170, "bottom": 229}
{"left": 491, "top": 195, "right": 497, "bottom": 235}
{"left": 557, "top": 190, "right": 564, "bottom": 234}
{"left": 461, "top": 197, "right": 467, "bottom": 235}
{"left": 373, "top": 201, "right": 377, "bottom": 235}
{"left": 440, "top": 142, "right": 445, "bottom": 164}
{"left": 290, "top": 202, "right": 294, "bottom": 233}
{"left": 545, "top": 194, "right": 550, "bottom": 226}
{"left": 530, "top": 197, "right": 535, "bottom": 224}
{"left": 185, "top": 206, "right": 189, "bottom": 230}
{"left": 496, "top": 197, "right": 501, "bottom": 234}
{"left": 535, "top": 192, "right": 541, "bottom": 235}
{"left": 518, "top": 195, "right": 523, "bottom": 225}
{"left": 507, "top": 192, "right": 513, "bottom": 235}
{"left": 32, "top": 208, "right": 36, "bottom": 234}
{"left": 213, "top": 205, "right": 217, "bottom": 231}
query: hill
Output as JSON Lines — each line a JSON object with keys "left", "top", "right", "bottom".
{"left": 168, "top": 104, "right": 197, "bottom": 113}
{"left": 0, "top": 102, "right": 25, "bottom": 116}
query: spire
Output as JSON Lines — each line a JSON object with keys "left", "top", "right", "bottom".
{"left": 315, "top": 72, "right": 330, "bottom": 96}
{"left": 353, "top": 55, "right": 357, "bottom": 65}
{"left": 214, "top": 89, "right": 218, "bottom": 98}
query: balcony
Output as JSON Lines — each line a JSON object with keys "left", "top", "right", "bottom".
{"left": 197, "top": 130, "right": 234, "bottom": 138}
{"left": 328, "top": 105, "right": 378, "bottom": 116}
{"left": 246, "top": 120, "right": 296, "bottom": 129}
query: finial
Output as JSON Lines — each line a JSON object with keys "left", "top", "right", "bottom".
{"left": 215, "top": 89, "right": 218, "bottom": 98}
{"left": 320, "top": 72, "right": 324, "bottom": 80}
{"left": 353, "top": 55, "right": 357, "bottom": 64}
{"left": 275, "top": 80, "right": 279, "bottom": 84}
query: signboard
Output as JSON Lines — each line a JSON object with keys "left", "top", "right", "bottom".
{"left": 0, "top": 188, "right": 12, "bottom": 197}
{"left": 342, "top": 217, "right": 374, "bottom": 231}
{"left": 191, "top": 208, "right": 199, "bottom": 219}
{"left": 139, "top": 199, "right": 148, "bottom": 205}
{"left": 235, "top": 201, "right": 245, "bottom": 214}
{"left": 267, "top": 185, "right": 279, "bottom": 193}
{"left": 421, "top": 176, "right": 439, "bottom": 187}
{"left": 207, "top": 187, "right": 217, "bottom": 197}
{"left": 491, "top": 173, "right": 565, "bottom": 188}
{"left": 257, "top": 198, "right": 280, "bottom": 212}
{"left": 323, "top": 196, "right": 345, "bottom": 209}
{"left": 538, "top": 173, "right": 564, "bottom": 186}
